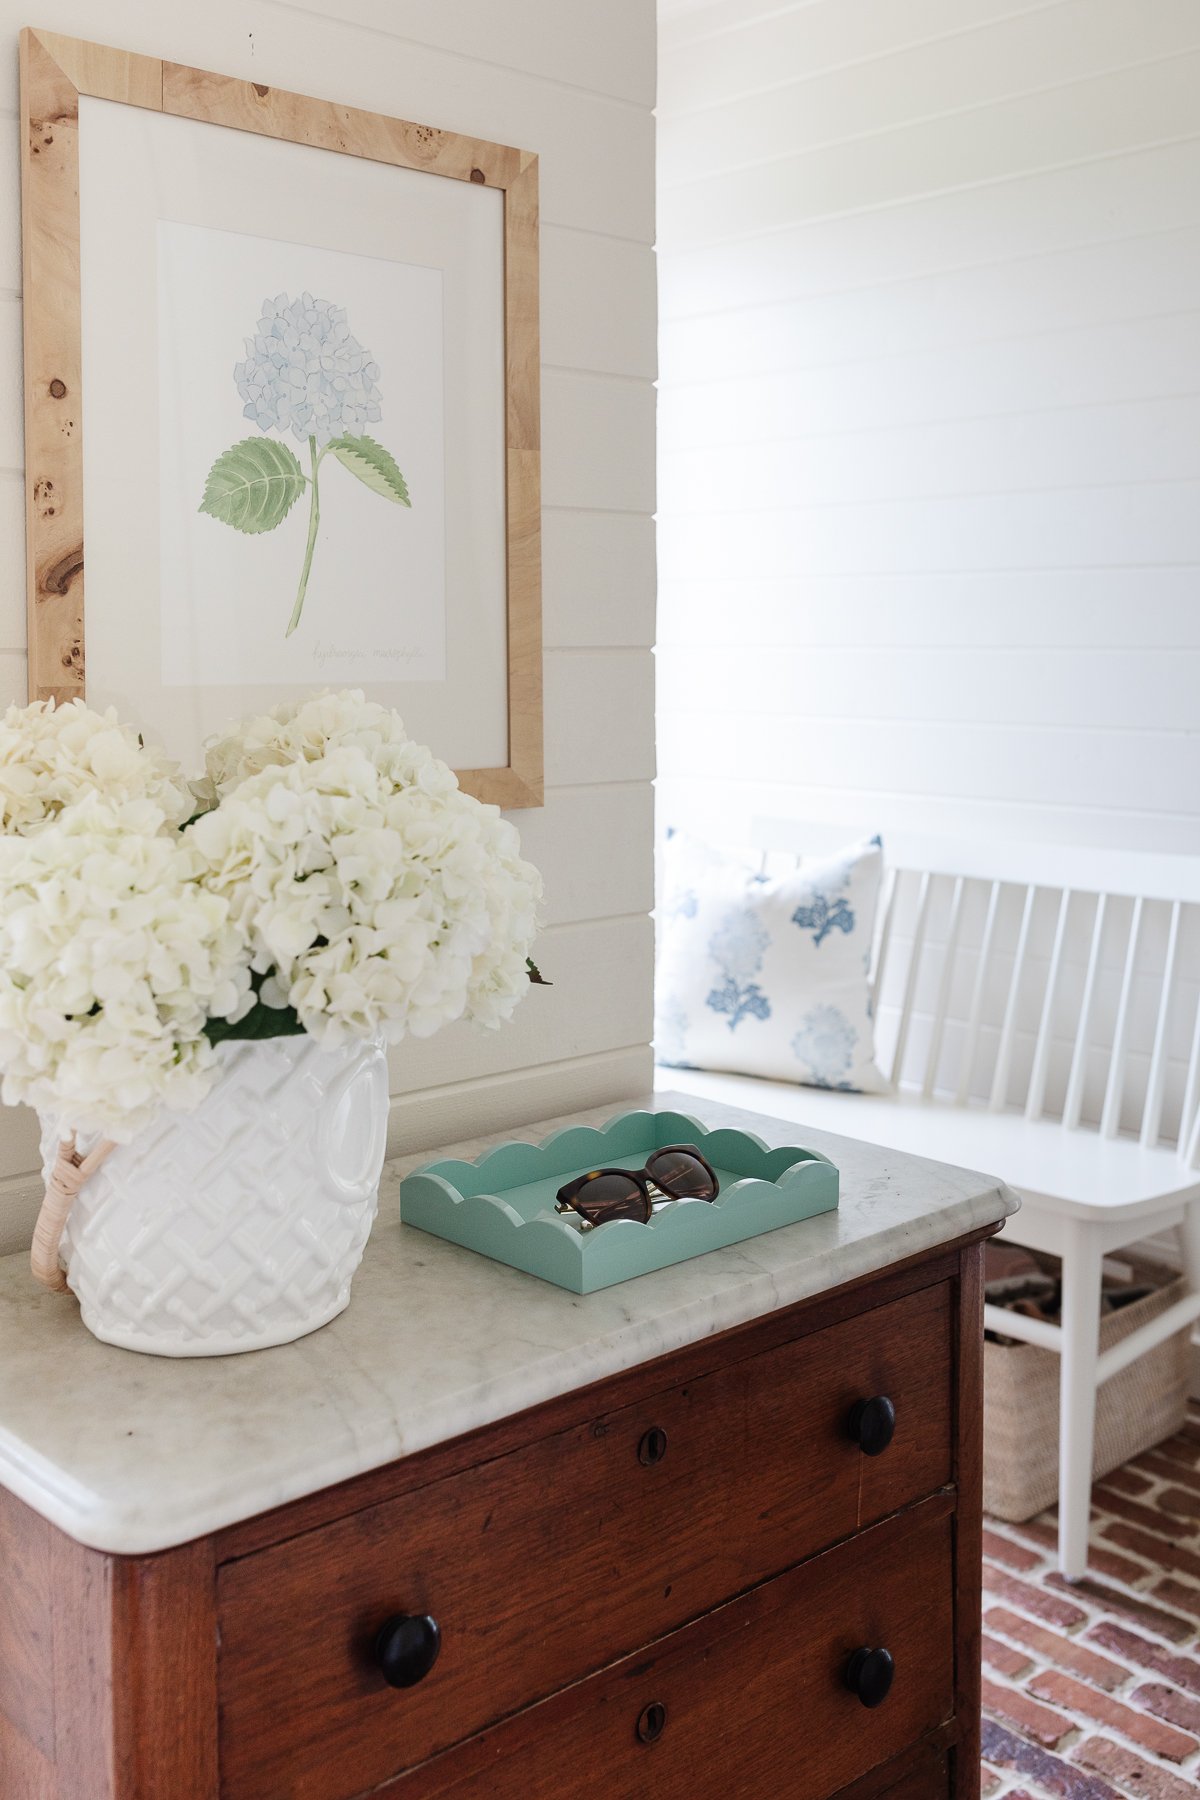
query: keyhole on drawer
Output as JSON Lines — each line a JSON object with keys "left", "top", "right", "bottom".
{"left": 637, "top": 1701, "right": 667, "bottom": 1743}
{"left": 638, "top": 1426, "right": 668, "bottom": 1466}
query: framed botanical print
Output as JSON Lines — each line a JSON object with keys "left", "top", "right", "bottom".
{"left": 20, "top": 27, "right": 543, "bottom": 807}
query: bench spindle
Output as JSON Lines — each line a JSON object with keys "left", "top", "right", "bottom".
{"left": 956, "top": 879, "right": 1002, "bottom": 1106}
{"left": 1026, "top": 887, "right": 1072, "bottom": 1122}
{"left": 1101, "top": 895, "right": 1144, "bottom": 1140}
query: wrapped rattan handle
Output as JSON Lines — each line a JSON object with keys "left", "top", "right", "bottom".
{"left": 30, "top": 1136, "right": 116, "bottom": 1293}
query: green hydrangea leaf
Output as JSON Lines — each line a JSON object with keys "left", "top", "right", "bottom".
{"left": 204, "top": 998, "right": 307, "bottom": 1044}
{"left": 199, "top": 437, "right": 307, "bottom": 534}
{"left": 328, "top": 434, "right": 412, "bottom": 505}
{"left": 204, "top": 969, "right": 307, "bottom": 1044}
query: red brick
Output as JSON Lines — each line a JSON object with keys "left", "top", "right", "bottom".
{"left": 983, "top": 1525, "right": 1042, "bottom": 1572}
{"left": 1073, "top": 1735, "right": 1200, "bottom": 1800}
{"left": 981, "top": 1719, "right": 1120, "bottom": 1797}
{"left": 983, "top": 1607, "right": 1128, "bottom": 1691}
{"left": 1089, "top": 1537, "right": 1163, "bottom": 1586}
{"left": 1091, "top": 1485, "right": 1191, "bottom": 1542}
{"left": 1045, "top": 1573, "right": 1195, "bottom": 1643}
{"left": 982, "top": 1630, "right": 1032, "bottom": 1677}
{"left": 1103, "top": 1463, "right": 1156, "bottom": 1496}
{"left": 1133, "top": 1681, "right": 1200, "bottom": 1734}
{"left": 1009, "top": 1518, "right": 1149, "bottom": 1588}
{"left": 1135, "top": 1448, "right": 1200, "bottom": 1487}
{"left": 987, "top": 1563, "right": 1088, "bottom": 1629}
{"left": 1144, "top": 1447, "right": 1200, "bottom": 1490}
{"left": 1149, "top": 1577, "right": 1200, "bottom": 1622}
{"left": 1102, "top": 1518, "right": 1200, "bottom": 1582}
{"left": 1027, "top": 1669, "right": 1198, "bottom": 1762}
{"left": 1148, "top": 1437, "right": 1200, "bottom": 1474}
{"left": 1158, "top": 1485, "right": 1200, "bottom": 1521}
{"left": 980, "top": 1765, "right": 1003, "bottom": 1797}
{"left": 1005, "top": 1517, "right": 1063, "bottom": 1553}
{"left": 1085, "top": 1621, "right": 1200, "bottom": 1699}
{"left": 981, "top": 1675, "right": 1075, "bottom": 1748}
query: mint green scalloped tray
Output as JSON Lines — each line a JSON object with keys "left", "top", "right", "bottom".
{"left": 399, "top": 1109, "right": 839, "bottom": 1293}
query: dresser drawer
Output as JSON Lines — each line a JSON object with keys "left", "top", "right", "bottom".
{"left": 835, "top": 1748, "right": 951, "bottom": 1799}
{"left": 379, "top": 1496, "right": 955, "bottom": 1800}
{"left": 218, "top": 1279, "right": 952, "bottom": 1799}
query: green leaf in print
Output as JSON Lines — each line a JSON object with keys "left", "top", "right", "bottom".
{"left": 327, "top": 434, "right": 412, "bottom": 506}
{"left": 199, "top": 437, "right": 307, "bottom": 535}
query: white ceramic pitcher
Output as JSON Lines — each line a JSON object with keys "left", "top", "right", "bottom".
{"left": 37, "top": 1033, "right": 389, "bottom": 1357}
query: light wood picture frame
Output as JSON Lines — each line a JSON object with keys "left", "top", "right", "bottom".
{"left": 19, "top": 26, "right": 543, "bottom": 809}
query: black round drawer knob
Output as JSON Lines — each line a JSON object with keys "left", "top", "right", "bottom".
{"left": 374, "top": 1613, "right": 441, "bottom": 1689}
{"left": 845, "top": 1646, "right": 894, "bottom": 1709}
{"left": 847, "top": 1395, "right": 896, "bottom": 1457}
{"left": 638, "top": 1426, "right": 668, "bottom": 1466}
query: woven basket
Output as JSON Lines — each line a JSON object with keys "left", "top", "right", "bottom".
{"left": 983, "top": 1257, "right": 1190, "bottom": 1522}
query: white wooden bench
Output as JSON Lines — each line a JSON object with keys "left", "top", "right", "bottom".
{"left": 660, "top": 821, "right": 1200, "bottom": 1580}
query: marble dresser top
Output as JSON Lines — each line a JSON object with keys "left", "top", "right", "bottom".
{"left": 0, "top": 1087, "right": 1017, "bottom": 1554}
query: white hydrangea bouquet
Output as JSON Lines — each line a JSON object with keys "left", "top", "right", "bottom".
{"left": 0, "top": 690, "right": 543, "bottom": 1356}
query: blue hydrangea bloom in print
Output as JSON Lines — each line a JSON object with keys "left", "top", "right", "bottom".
{"left": 792, "top": 1004, "right": 858, "bottom": 1089}
{"left": 706, "top": 909, "right": 772, "bottom": 1032}
{"left": 792, "top": 865, "right": 855, "bottom": 947}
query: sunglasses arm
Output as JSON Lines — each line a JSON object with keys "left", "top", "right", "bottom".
{"left": 554, "top": 1196, "right": 596, "bottom": 1231}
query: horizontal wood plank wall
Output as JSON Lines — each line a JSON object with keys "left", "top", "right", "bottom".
{"left": 655, "top": 0, "right": 1200, "bottom": 1127}
{"left": 0, "top": 0, "right": 656, "bottom": 1253}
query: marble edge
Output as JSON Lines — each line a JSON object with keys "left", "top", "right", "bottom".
{"left": 0, "top": 1180, "right": 1017, "bottom": 1555}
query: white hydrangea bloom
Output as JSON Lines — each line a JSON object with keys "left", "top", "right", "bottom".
{"left": 188, "top": 739, "right": 542, "bottom": 1047}
{"left": 201, "top": 689, "right": 459, "bottom": 805}
{"left": 0, "top": 699, "right": 192, "bottom": 837}
{"left": 234, "top": 294, "right": 383, "bottom": 447}
{"left": 0, "top": 796, "right": 253, "bottom": 1141}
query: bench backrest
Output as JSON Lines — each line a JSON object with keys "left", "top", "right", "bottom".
{"left": 753, "top": 819, "right": 1200, "bottom": 1161}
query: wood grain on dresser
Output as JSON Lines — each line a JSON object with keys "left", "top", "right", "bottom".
{"left": 217, "top": 1279, "right": 952, "bottom": 1797}
{"left": 369, "top": 1496, "right": 955, "bottom": 1800}
{"left": 0, "top": 1235, "right": 990, "bottom": 1800}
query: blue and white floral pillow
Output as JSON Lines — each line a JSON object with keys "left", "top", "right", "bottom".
{"left": 654, "top": 832, "right": 888, "bottom": 1094}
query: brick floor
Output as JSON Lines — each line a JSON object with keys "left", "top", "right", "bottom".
{"left": 981, "top": 1404, "right": 1200, "bottom": 1797}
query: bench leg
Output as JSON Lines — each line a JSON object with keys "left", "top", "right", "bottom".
{"left": 1058, "top": 1222, "right": 1103, "bottom": 1581}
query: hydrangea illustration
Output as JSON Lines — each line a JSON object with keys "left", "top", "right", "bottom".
{"left": 234, "top": 295, "right": 383, "bottom": 446}
{"left": 792, "top": 862, "right": 855, "bottom": 947}
{"left": 200, "top": 293, "right": 412, "bottom": 638}
{"left": 705, "top": 907, "right": 772, "bottom": 1033}
{"left": 792, "top": 1004, "right": 858, "bottom": 1089}
{"left": 709, "top": 909, "right": 769, "bottom": 985}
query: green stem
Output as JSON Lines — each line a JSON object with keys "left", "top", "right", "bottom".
{"left": 287, "top": 435, "right": 322, "bottom": 637}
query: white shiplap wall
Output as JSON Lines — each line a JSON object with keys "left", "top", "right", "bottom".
{"left": 0, "top": 0, "right": 657, "bottom": 1253}
{"left": 656, "top": 0, "right": 1200, "bottom": 862}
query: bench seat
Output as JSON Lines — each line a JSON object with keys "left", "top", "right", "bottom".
{"left": 657, "top": 1066, "right": 1200, "bottom": 1230}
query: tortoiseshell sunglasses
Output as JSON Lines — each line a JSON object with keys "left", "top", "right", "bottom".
{"left": 554, "top": 1144, "right": 720, "bottom": 1231}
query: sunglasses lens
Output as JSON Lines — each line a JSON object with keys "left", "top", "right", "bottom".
{"left": 573, "top": 1173, "right": 648, "bottom": 1226}
{"left": 647, "top": 1149, "right": 717, "bottom": 1199}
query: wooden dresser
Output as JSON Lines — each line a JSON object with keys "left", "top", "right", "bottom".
{"left": 0, "top": 1089, "right": 1015, "bottom": 1800}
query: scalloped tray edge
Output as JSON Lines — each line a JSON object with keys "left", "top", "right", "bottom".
{"left": 399, "top": 1109, "right": 839, "bottom": 1294}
